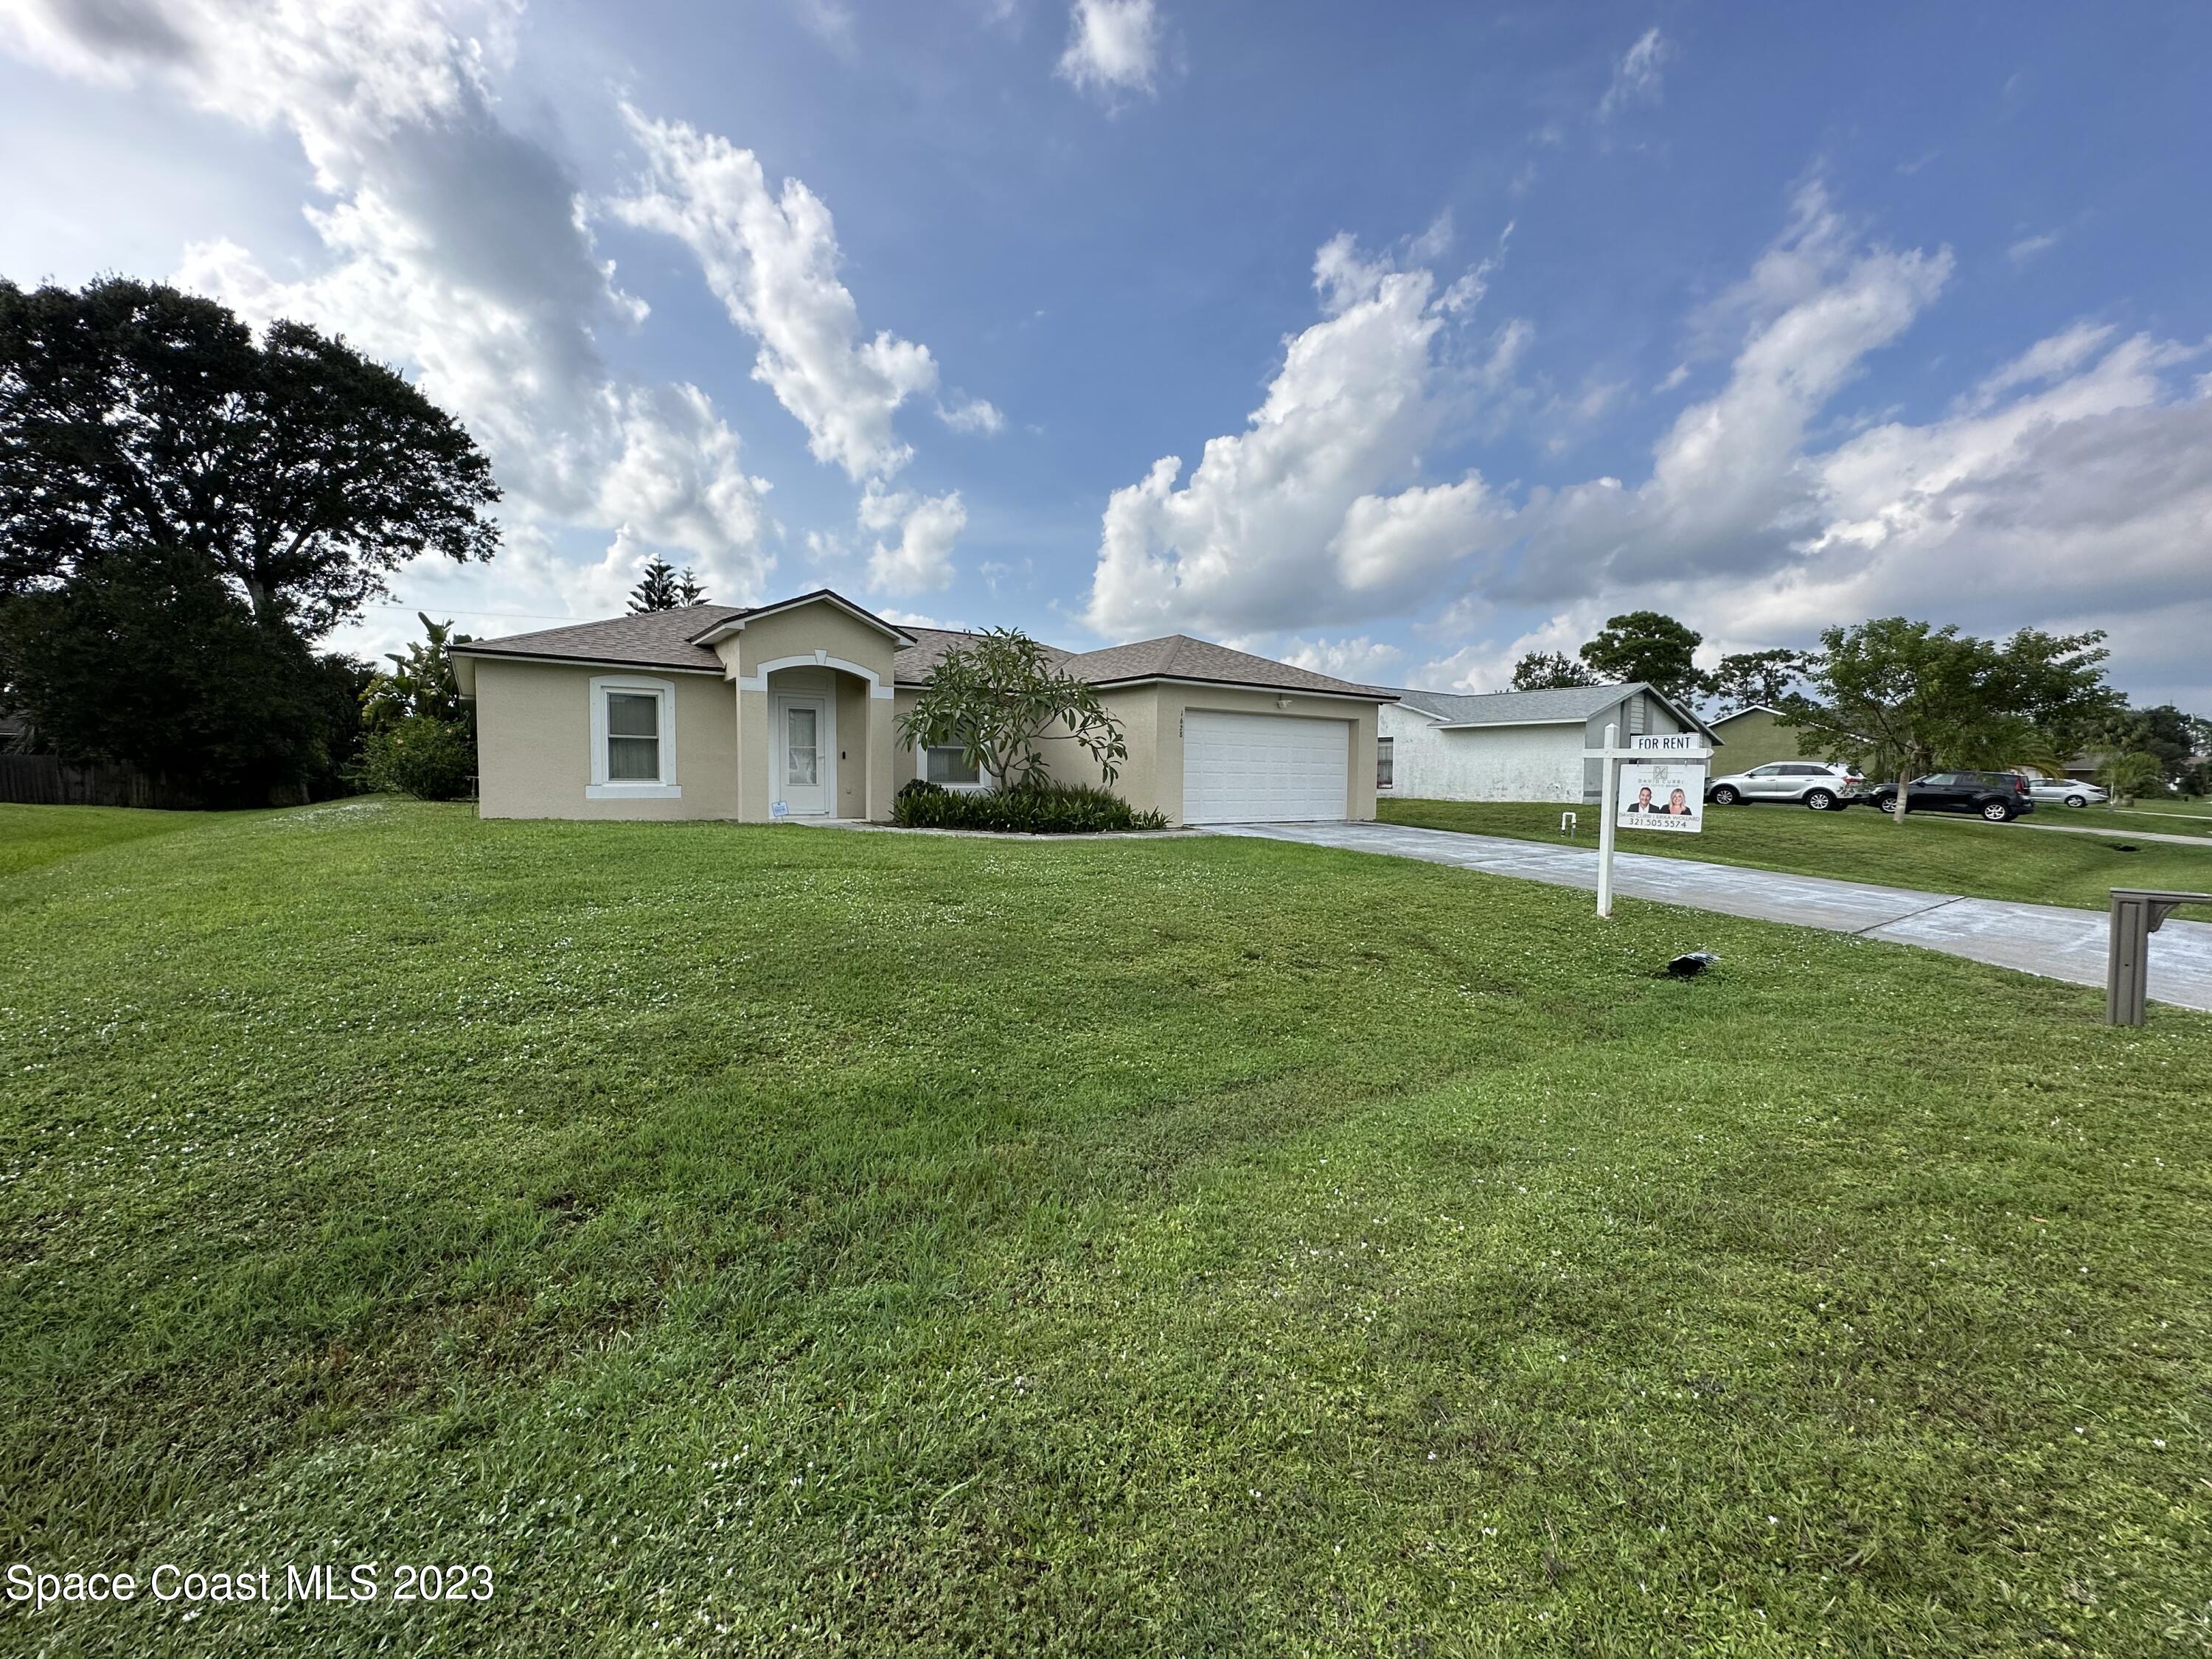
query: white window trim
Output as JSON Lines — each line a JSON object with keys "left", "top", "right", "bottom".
{"left": 919, "top": 742, "right": 990, "bottom": 793}
{"left": 588, "top": 675, "right": 681, "bottom": 799}
{"left": 1376, "top": 737, "right": 1396, "bottom": 792}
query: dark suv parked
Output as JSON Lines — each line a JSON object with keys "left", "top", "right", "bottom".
{"left": 1869, "top": 771, "right": 2037, "bottom": 822}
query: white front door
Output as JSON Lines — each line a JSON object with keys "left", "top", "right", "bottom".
{"left": 772, "top": 695, "right": 835, "bottom": 815}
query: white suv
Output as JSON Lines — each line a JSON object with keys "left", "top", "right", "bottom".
{"left": 1705, "top": 762, "right": 1864, "bottom": 812}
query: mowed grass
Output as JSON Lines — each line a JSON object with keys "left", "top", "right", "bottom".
{"left": 1, "top": 801, "right": 2208, "bottom": 1656}
{"left": 0, "top": 801, "right": 198, "bottom": 879}
{"left": 1381, "top": 796, "right": 2212, "bottom": 911}
{"left": 2092, "top": 799, "right": 2212, "bottom": 832}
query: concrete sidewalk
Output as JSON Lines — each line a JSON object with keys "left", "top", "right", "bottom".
{"left": 1206, "top": 821, "right": 2212, "bottom": 1012}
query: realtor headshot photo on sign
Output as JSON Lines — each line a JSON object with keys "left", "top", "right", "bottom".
{"left": 1618, "top": 763, "right": 1705, "bottom": 832}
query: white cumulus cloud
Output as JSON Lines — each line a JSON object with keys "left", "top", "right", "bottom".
{"left": 861, "top": 485, "right": 966, "bottom": 594}
{"left": 3, "top": 0, "right": 779, "bottom": 607}
{"left": 1278, "top": 636, "right": 1407, "bottom": 684}
{"left": 615, "top": 108, "right": 945, "bottom": 486}
{"left": 1481, "top": 193, "right": 2212, "bottom": 703}
{"left": 1056, "top": 0, "right": 1160, "bottom": 101}
{"left": 613, "top": 108, "right": 983, "bottom": 595}
{"left": 1510, "top": 182, "right": 1952, "bottom": 599}
{"left": 1084, "top": 232, "right": 1510, "bottom": 639}
{"left": 937, "top": 394, "right": 1006, "bottom": 435}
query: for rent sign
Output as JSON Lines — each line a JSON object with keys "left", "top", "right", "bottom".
{"left": 1587, "top": 720, "right": 1714, "bottom": 915}
{"left": 1617, "top": 761, "right": 1705, "bottom": 832}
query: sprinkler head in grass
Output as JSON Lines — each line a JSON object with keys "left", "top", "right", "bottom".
{"left": 1664, "top": 951, "right": 1718, "bottom": 979}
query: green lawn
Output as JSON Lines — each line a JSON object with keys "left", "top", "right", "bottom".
{"left": 1381, "top": 796, "right": 2212, "bottom": 911}
{"left": 0, "top": 801, "right": 199, "bottom": 879}
{"left": 2092, "top": 799, "right": 2212, "bottom": 832}
{"left": 2, "top": 801, "right": 2208, "bottom": 1655}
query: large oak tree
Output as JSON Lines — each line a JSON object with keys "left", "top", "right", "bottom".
{"left": 0, "top": 276, "right": 498, "bottom": 637}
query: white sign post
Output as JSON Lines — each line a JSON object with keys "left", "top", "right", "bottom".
{"left": 1585, "top": 726, "right": 1713, "bottom": 917}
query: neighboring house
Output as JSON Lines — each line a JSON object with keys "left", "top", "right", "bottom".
{"left": 1705, "top": 704, "right": 1815, "bottom": 771}
{"left": 1374, "top": 682, "right": 1717, "bottom": 804}
{"left": 449, "top": 588, "right": 1391, "bottom": 826}
{"left": 2063, "top": 751, "right": 2110, "bottom": 783}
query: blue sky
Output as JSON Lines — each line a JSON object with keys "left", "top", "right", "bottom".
{"left": 4, "top": 0, "right": 2208, "bottom": 705}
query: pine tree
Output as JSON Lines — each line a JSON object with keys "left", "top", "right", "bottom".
{"left": 672, "top": 566, "right": 709, "bottom": 607}
{"left": 627, "top": 557, "right": 681, "bottom": 613}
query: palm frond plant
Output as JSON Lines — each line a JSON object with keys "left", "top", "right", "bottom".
{"left": 2098, "top": 750, "right": 2165, "bottom": 807}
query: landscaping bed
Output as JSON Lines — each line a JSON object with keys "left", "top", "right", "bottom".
{"left": 892, "top": 776, "right": 1167, "bottom": 833}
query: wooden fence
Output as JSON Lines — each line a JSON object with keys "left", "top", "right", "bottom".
{"left": 0, "top": 754, "right": 204, "bottom": 810}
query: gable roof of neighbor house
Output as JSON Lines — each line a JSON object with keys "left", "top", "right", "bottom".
{"left": 448, "top": 588, "right": 916, "bottom": 675}
{"left": 1709, "top": 702, "right": 1784, "bottom": 725}
{"left": 1385, "top": 681, "right": 1717, "bottom": 740}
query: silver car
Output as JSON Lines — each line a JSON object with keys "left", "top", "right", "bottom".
{"left": 2028, "top": 777, "right": 2107, "bottom": 809}
{"left": 1705, "top": 761, "right": 1864, "bottom": 812}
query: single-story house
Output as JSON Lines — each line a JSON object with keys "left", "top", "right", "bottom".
{"left": 2062, "top": 751, "right": 2111, "bottom": 783}
{"left": 448, "top": 588, "right": 1392, "bottom": 826}
{"left": 1705, "top": 703, "right": 1813, "bottom": 771}
{"left": 1374, "top": 681, "right": 1717, "bottom": 804}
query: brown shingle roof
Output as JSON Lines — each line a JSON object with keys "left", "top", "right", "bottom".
{"left": 456, "top": 599, "right": 1387, "bottom": 703}
{"left": 451, "top": 605, "right": 738, "bottom": 672}
{"left": 451, "top": 588, "right": 916, "bottom": 674}
{"left": 892, "top": 626, "right": 1073, "bottom": 685}
{"left": 1060, "top": 635, "right": 1391, "bottom": 698}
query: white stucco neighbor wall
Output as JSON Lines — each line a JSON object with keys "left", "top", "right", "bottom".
{"left": 1381, "top": 689, "right": 1695, "bottom": 804}
{"left": 1380, "top": 706, "right": 1585, "bottom": 802}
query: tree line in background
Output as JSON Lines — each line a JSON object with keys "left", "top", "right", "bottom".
{"left": 4, "top": 279, "right": 2200, "bottom": 813}
{"left": 1509, "top": 610, "right": 2210, "bottom": 798}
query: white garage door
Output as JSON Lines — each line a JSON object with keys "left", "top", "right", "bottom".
{"left": 1182, "top": 710, "right": 1349, "bottom": 824}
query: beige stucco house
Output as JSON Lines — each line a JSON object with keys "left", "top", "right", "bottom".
{"left": 449, "top": 588, "right": 1393, "bottom": 827}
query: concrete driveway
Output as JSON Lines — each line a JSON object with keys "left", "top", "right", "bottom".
{"left": 1206, "top": 821, "right": 2212, "bottom": 1013}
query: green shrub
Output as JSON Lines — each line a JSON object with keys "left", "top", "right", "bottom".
{"left": 891, "top": 777, "right": 1167, "bottom": 834}
{"left": 358, "top": 714, "right": 475, "bottom": 801}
